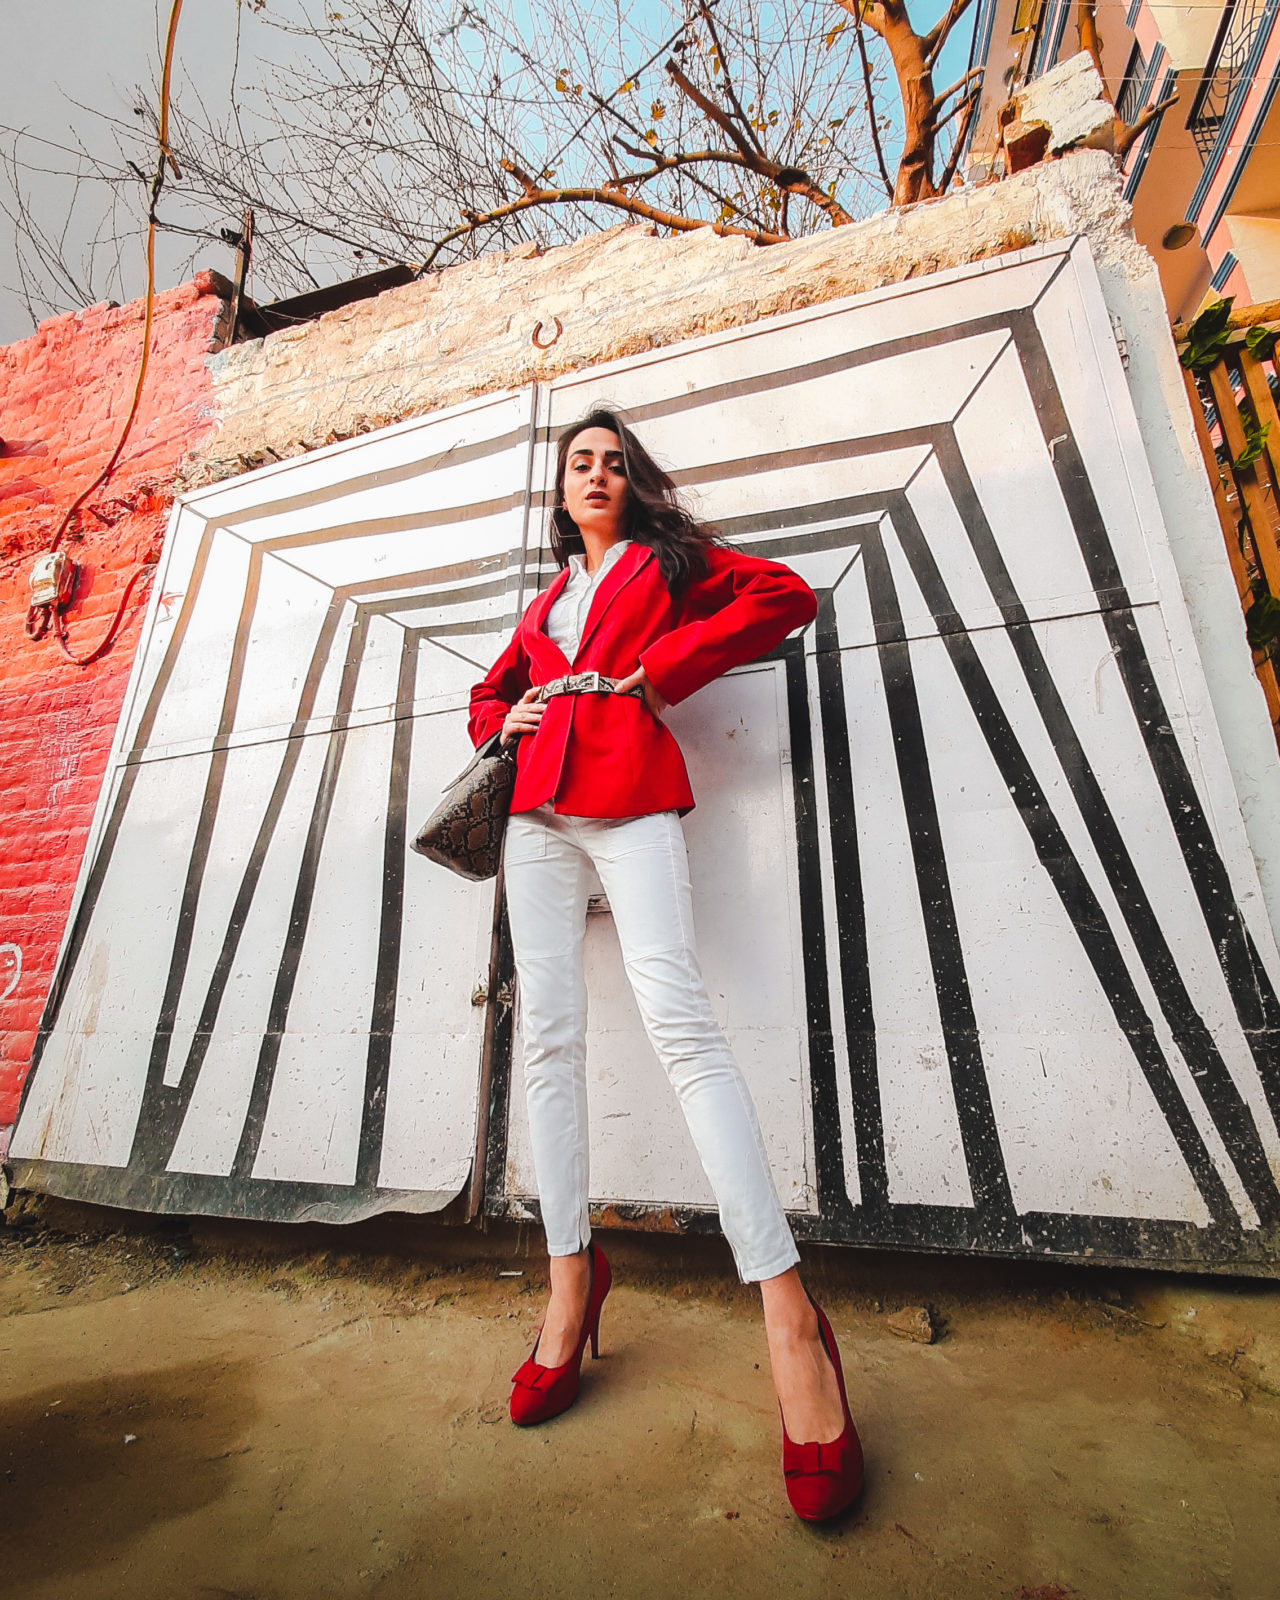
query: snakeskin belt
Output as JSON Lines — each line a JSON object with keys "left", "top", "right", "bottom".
{"left": 536, "top": 671, "right": 643, "bottom": 702}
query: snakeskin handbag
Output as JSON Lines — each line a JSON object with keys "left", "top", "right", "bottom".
{"left": 411, "top": 734, "right": 517, "bottom": 881}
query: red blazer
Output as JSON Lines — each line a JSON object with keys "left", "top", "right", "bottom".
{"left": 468, "top": 541, "right": 817, "bottom": 818}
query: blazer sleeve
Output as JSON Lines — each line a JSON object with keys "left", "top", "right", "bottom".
{"left": 639, "top": 545, "right": 817, "bottom": 707}
{"left": 468, "top": 627, "right": 532, "bottom": 749}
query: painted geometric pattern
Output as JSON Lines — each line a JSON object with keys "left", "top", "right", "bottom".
{"left": 13, "top": 240, "right": 1280, "bottom": 1267}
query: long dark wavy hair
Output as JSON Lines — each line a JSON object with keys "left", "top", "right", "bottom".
{"left": 550, "top": 408, "right": 719, "bottom": 598}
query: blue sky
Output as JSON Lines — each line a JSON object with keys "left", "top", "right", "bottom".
{"left": 1, "top": 0, "right": 977, "bottom": 344}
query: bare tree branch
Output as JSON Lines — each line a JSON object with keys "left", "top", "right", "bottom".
{"left": 938, "top": 91, "right": 978, "bottom": 188}
{"left": 1077, "top": 0, "right": 1177, "bottom": 161}
{"left": 935, "top": 83, "right": 980, "bottom": 133}
{"left": 851, "top": 5, "right": 895, "bottom": 200}
{"left": 923, "top": 0, "right": 976, "bottom": 69}
{"left": 695, "top": 1, "right": 767, "bottom": 158}
{"left": 1, "top": 0, "right": 908, "bottom": 324}
{"left": 665, "top": 57, "right": 759, "bottom": 163}
{"left": 418, "top": 167, "right": 786, "bottom": 273}
{"left": 1114, "top": 90, "right": 1178, "bottom": 159}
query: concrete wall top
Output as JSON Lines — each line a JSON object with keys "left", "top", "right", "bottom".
{"left": 186, "top": 152, "right": 1148, "bottom": 485}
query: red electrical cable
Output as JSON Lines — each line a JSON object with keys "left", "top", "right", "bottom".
{"left": 25, "top": 0, "right": 185, "bottom": 664}
{"left": 54, "top": 563, "right": 157, "bottom": 667}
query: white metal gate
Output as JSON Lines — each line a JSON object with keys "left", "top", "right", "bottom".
{"left": 14, "top": 239, "right": 1280, "bottom": 1267}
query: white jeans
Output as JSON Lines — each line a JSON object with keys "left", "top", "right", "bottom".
{"left": 502, "top": 804, "right": 801, "bottom": 1283}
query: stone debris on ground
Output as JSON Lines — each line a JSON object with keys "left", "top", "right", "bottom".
{"left": 885, "top": 1305, "right": 936, "bottom": 1344}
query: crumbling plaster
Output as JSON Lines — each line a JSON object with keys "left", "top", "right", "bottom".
{"left": 183, "top": 148, "right": 1280, "bottom": 940}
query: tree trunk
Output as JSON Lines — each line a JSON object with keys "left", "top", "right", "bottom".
{"left": 844, "top": 0, "right": 942, "bottom": 205}
{"left": 891, "top": 20, "right": 940, "bottom": 203}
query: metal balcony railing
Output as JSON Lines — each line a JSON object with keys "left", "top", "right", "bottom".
{"left": 1116, "top": 42, "right": 1149, "bottom": 128}
{"left": 1187, "top": 0, "right": 1271, "bottom": 162}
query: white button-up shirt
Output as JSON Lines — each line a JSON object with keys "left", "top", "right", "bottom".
{"left": 544, "top": 539, "right": 633, "bottom": 663}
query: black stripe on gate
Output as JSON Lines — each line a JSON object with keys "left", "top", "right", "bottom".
{"left": 782, "top": 634, "right": 860, "bottom": 1229}
{"left": 230, "top": 610, "right": 373, "bottom": 1179}
{"left": 128, "top": 600, "right": 349, "bottom": 1168}
{"left": 806, "top": 584, "right": 885, "bottom": 1223}
{"left": 718, "top": 495, "right": 1246, "bottom": 1235}
{"left": 126, "top": 568, "right": 524, "bottom": 1173}
{"left": 856, "top": 523, "right": 1022, "bottom": 1245}
{"left": 884, "top": 485, "right": 1244, "bottom": 1230}
{"left": 356, "top": 629, "right": 421, "bottom": 1188}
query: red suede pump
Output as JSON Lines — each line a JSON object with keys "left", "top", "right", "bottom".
{"left": 780, "top": 1298, "right": 864, "bottom": 1522}
{"left": 509, "top": 1240, "right": 612, "bottom": 1426}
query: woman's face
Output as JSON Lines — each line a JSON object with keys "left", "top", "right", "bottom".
{"left": 561, "top": 427, "right": 629, "bottom": 541}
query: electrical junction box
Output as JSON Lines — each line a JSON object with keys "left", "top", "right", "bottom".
{"left": 30, "top": 550, "right": 76, "bottom": 608}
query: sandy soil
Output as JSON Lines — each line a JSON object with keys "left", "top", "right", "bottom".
{"left": 1, "top": 1201, "right": 1278, "bottom": 1600}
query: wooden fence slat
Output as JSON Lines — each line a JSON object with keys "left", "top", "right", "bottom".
{"left": 1238, "top": 347, "right": 1280, "bottom": 506}
{"left": 1184, "top": 369, "right": 1253, "bottom": 605}
{"left": 1208, "top": 361, "right": 1280, "bottom": 599}
{"left": 1185, "top": 365, "right": 1280, "bottom": 738}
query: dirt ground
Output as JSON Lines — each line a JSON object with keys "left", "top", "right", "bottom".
{"left": 2, "top": 1199, "right": 1278, "bottom": 1600}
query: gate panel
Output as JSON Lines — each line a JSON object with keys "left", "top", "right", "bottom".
{"left": 12, "top": 391, "right": 535, "bottom": 1221}
{"left": 489, "top": 238, "right": 1280, "bottom": 1266}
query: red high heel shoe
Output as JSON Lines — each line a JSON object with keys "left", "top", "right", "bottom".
{"left": 509, "top": 1240, "right": 612, "bottom": 1426}
{"left": 780, "top": 1296, "right": 864, "bottom": 1522}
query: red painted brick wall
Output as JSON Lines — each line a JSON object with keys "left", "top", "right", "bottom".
{"left": 0, "top": 275, "right": 229, "bottom": 1141}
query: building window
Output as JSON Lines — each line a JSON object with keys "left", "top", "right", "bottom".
{"left": 1187, "top": 0, "right": 1271, "bottom": 163}
{"left": 1029, "top": 0, "right": 1071, "bottom": 77}
{"left": 1124, "top": 64, "right": 1176, "bottom": 200}
{"left": 1210, "top": 251, "right": 1239, "bottom": 290}
{"left": 1116, "top": 41, "right": 1149, "bottom": 126}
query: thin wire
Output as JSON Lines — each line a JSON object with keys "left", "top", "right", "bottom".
{"left": 0, "top": 124, "right": 140, "bottom": 168}
{"left": 24, "top": 0, "right": 186, "bottom": 664}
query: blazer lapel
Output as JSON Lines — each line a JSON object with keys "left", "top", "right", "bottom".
{"left": 524, "top": 565, "right": 573, "bottom": 672}
{"left": 573, "top": 542, "right": 653, "bottom": 664}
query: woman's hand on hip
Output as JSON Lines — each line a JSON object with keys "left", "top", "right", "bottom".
{"left": 614, "top": 666, "right": 668, "bottom": 721}
{"left": 501, "top": 686, "right": 545, "bottom": 746}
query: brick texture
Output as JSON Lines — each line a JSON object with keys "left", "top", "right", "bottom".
{"left": 0, "top": 275, "right": 228, "bottom": 1135}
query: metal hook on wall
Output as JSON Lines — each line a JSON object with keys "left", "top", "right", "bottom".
{"left": 532, "top": 316, "right": 563, "bottom": 350}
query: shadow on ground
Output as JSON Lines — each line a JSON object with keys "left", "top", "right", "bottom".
{"left": 0, "top": 1357, "right": 256, "bottom": 1583}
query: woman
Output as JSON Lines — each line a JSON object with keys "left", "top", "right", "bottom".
{"left": 468, "top": 409, "right": 862, "bottom": 1522}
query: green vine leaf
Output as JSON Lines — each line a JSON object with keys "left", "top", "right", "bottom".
{"left": 1245, "top": 592, "right": 1280, "bottom": 650}
{"left": 1180, "top": 297, "right": 1235, "bottom": 372}
{"left": 1233, "top": 402, "right": 1270, "bottom": 469}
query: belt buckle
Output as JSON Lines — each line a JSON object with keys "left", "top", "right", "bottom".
{"left": 581, "top": 670, "right": 602, "bottom": 694}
